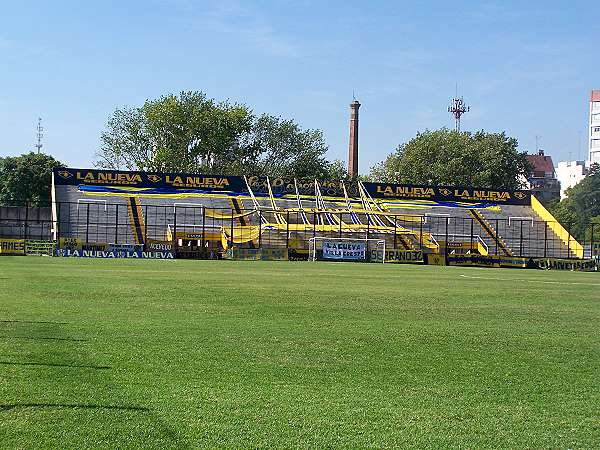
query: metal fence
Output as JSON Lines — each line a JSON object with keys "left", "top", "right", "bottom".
{"left": 1, "top": 202, "right": 598, "bottom": 259}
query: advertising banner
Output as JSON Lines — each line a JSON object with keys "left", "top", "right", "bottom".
{"left": 362, "top": 182, "right": 531, "bottom": 205}
{"left": 426, "top": 253, "right": 446, "bottom": 266}
{"left": 369, "top": 249, "right": 424, "bottom": 263}
{"left": 445, "top": 254, "right": 597, "bottom": 270}
{"left": 0, "top": 238, "right": 25, "bottom": 255}
{"left": 497, "top": 256, "right": 529, "bottom": 268}
{"left": 55, "top": 248, "right": 174, "bottom": 259}
{"left": 82, "top": 242, "right": 108, "bottom": 251}
{"left": 145, "top": 240, "right": 174, "bottom": 252}
{"left": 322, "top": 241, "right": 366, "bottom": 261}
{"left": 447, "top": 254, "right": 500, "bottom": 267}
{"left": 25, "top": 240, "right": 56, "bottom": 256}
{"left": 53, "top": 168, "right": 246, "bottom": 193}
{"left": 59, "top": 237, "right": 82, "bottom": 250}
{"left": 54, "top": 168, "right": 356, "bottom": 199}
{"left": 107, "top": 243, "right": 144, "bottom": 253}
{"left": 447, "top": 254, "right": 529, "bottom": 268}
{"left": 532, "top": 258, "right": 597, "bottom": 271}
{"left": 54, "top": 167, "right": 531, "bottom": 205}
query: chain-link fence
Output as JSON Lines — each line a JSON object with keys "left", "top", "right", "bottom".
{"left": 1, "top": 202, "right": 598, "bottom": 260}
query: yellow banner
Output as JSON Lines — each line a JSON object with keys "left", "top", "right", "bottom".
{"left": 0, "top": 239, "right": 25, "bottom": 255}
{"left": 59, "top": 237, "right": 82, "bottom": 250}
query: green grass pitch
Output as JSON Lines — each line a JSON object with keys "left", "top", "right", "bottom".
{"left": 0, "top": 257, "right": 599, "bottom": 448}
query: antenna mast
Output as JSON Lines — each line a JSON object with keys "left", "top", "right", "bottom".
{"left": 448, "top": 88, "right": 470, "bottom": 132}
{"left": 35, "top": 118, "right": 44, "bottom": 154}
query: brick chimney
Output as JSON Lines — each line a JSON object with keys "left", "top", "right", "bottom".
{"left": 348, "top": 100, "right": 360, "bottom": 177}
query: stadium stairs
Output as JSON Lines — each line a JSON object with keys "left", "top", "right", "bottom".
{"left": 477, "top": 204, "right": 579, "bottom": 258}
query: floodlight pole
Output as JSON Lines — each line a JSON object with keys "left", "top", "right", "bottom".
{"left": 590, "top": 223, "right": 595, "bottom": 259}
{"left": 495, "top": 219, "right": 499, "bottom": 255}
{"left": 201, "top": 207, "right": 206, "bottom": 248}
{"left": 173, "top": 207, "right": 177, "bottom": 252}
{"left": 114, "top": 204, "right": 119, "bottom": 244}
{"left": 286, "top": 211, "right": 290, "bottom": 249}
{"left": 567, "top": 223, "right": 571, "bottom": 258}
{"left": 144, "top": 205, "right": 148, "bottom": 243}
{"left": 258, "top": 211, "right": 262, "bottom": 247}
{"left": 230, "top": 209, "right": 234, "bottom": 252}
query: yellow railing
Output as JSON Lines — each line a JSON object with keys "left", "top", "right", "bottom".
{"left": 477, "top": 240, "right": 489, "bottom": 256}
{"left": 531, "top": 195, "right": 583, "bottom": 258}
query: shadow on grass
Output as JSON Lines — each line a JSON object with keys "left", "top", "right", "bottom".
{"left": 0, "top": 403, "right": 148, "bottom": 412}
{"left": 0, "top": 403, "right": 190, "bottom": 448}
{"left": 0, "top": 336, "right": 86, "bottom": 342}
{"left": 0, "top": 320, "right": 68, "bottom": 325}
{"left": 0, "top": 361, "right": 110, "bottom": 369}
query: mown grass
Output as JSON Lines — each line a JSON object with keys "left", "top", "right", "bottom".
{"left": 0, "top": 257, "right": 599, "bottom": 448}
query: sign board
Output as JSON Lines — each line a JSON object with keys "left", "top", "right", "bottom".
{"left": 59, "top": 237, "right": 82, "bottom": 250}
{"left": 54, "top": 168, "right": 531, "bottom": 205}
{"left": 532, "top": 258, "right": 597, "bottom": 271}
{"left": 0, "top": 238, "right": 25, "bottom": 255}
{"left": 362, "top": 182, "right": 531, "bottom": 205}
{"left": 426, "top": 253, "right": 446, "bottom": 266}
{"left": 55, "top": 248, "right": 174, "bottom": 259}
{"left": 370, "top": 249, "right": 423, "bottom": 263}
{"left": 145, "top": 240, "right": 173, "bottom": 252}
{"left": 322, "top": 241, "right": 366, "bottom": 261}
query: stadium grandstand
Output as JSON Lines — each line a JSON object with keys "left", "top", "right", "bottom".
{"left": 40, "top": 167, "right": 596, "bottom": 268}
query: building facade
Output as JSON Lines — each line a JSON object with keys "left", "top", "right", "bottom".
{"left": 525, "top": 149, "right": 560, "bottom": 204}
{"left": 555, "top": 160, "right": 588, "bottom": 199}
{"left": 590, "top": 90, "right": 600, "bottom": 164}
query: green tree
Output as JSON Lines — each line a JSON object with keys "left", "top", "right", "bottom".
{"left": 0, "top": 152, "right": 64, "bottom": 206}
{"left": 369, "top": 129, "right": 531, "bottom": 189}
{"left": 96, "top": 91, "right": 336, "bottom": 179}
{"left": 551, "top": 164, "right": 600, "bottom": 239}
{"left": 324, "top": 159, "right": 350, "bottom": 181}
{"left": 97, "top": 91, "right": 253, "bottom": 172}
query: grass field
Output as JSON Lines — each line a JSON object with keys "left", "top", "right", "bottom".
{"left": 0, "top": 257, "right": 599, "bottom": 448}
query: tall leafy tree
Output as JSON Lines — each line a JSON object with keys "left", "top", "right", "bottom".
{"left": 369, "top": 129, "right": 531, "bottom": 189}
{"left": 551, "top": 163, "right": 600, "bottom": 239}
{"left": 0, "top": 152, "right": 64, "bottom": 206}
{"left": 97, "top": 91, "right": 253, "bottom": 172}
{"left": 96, "top": 91, "right": 336, "bottom": 179}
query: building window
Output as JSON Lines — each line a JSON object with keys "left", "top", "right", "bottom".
{"left": 594, "top": 102, "right": 600, "bottom": 112}
{"left": 594, "top": 127, "right": 600, "bottom": 133}
{"left": 592, "top": 139, "right": 600, "bottom": 149}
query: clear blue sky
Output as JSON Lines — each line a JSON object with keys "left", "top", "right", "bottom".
{"left": 1, "top": 0, "right": 598, "bottom": 173}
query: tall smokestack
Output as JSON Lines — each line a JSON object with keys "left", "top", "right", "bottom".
{"left": 348, "top": 99, "right": 360, "bottom": 178}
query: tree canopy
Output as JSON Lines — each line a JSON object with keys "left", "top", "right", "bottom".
{"left": 550, "top": 163, "right": 600, "bottom": 239}
{"left": 369, "top": 129, "right": 531, "bottom": 189}
{"left": 0, "top": 152, "right": 64, "bottom": 206}
{"left": 96, "top": 91, "right": 345, "bottom": 179}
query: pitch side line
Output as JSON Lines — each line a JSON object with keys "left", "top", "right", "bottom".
{"left": 459, "top": 274, "right": 600, "bottom": 286}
